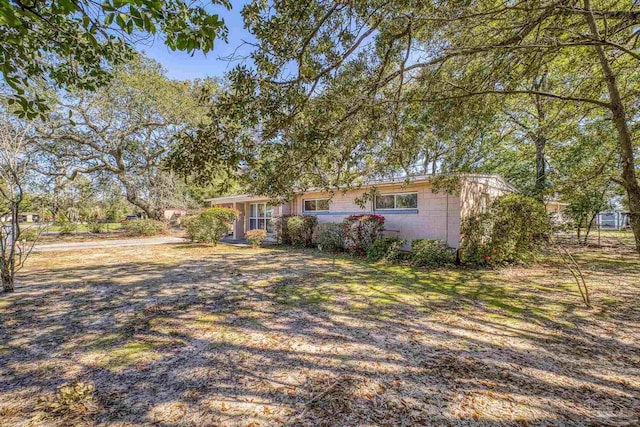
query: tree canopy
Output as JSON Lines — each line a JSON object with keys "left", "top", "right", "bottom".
{"left": 0, "top": 0, "right": 229, "bottom": 118}
{"left": 170, "top": 0, "right": 640, "bottom": 251}
{"left": 36, "top": 56, "right": 209, "bottom": 220}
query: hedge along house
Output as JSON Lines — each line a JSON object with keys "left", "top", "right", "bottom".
{"left": 204, "top": 174, "right": 517, "bottom": 248}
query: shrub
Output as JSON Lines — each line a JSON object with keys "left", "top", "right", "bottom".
{"left": 19, "top": 227, "right": 38, "bottom": 242}
{"left": 181, "top": 214, "right": 199, "bottom": 241}
{"left": 411, "top": 239, "right": 454, "bottom": 267}
{"left": 272, "top": 215, "right": 292, "bottom": 244}
{"left": 55, "top": 216, "right": 78, "bottom": 235}
{"left": 88, "top": 220, "right": 104, "bottom": 234}
{"left": 367, "top": 236, "right": 406, "bottom": 262}
{"left": 343, "top": 214, "right": 385, "bottom": 254}
{"left": 246, "top": 229, "right": 267, "bottom": 247}
{"left": 461, "top": 194, "right": 550, "bottom": 266}
{"left": 287, "top": 215, "right": 317, "bottom": 246}
{"left": 122, "top": 219, "right": 165, "bottom": 237}
{"left": 182, "top": 207, "right": 239, "bottom": 245}
{"left": 312, "top": 222, "right": 346, "bottom": 252}
{"left": 87, "top": 206, "right": 106, "bottom": 233}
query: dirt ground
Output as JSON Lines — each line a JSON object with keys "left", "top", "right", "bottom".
{"left": 0, "top": 241, "right": 638, "bottom": 426}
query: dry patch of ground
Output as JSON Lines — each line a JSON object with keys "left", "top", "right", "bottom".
{"left": 0, "top": 242, "right": 638, "bottom": 426}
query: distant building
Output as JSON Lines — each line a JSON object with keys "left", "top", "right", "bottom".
{"left": 596, "top": 211, "right": 630, "bottom": 229}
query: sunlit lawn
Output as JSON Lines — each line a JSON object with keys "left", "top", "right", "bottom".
{"left": 0, "top": 242, "right": 638, "bottom": 426}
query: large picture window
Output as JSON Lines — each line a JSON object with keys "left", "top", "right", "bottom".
{"left": 375, "top": 193, "right": 418, "bottom": 210}
{"left": 303, "top": 198, "right": 330, "bottom": 212}
{"left": 249, "top": 203, "right": 273, "bottom": 233}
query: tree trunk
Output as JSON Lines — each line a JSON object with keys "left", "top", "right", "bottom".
{"left": 584, "top": 213, "right": 597, "bottom": 245}
{"left": 584, "top": 0, "right": 640, "bottom": 254}
{"left": 121, "top": 179, "right": 165, "bottom": 221}
{"left": 577, "top": 217, "right": 583, "bottom": 244}
{"left": 534, "top": 136, "right": 546, "bottom": 202}
{"left": 2, "top": 271, "right": 14, "bottom": 292}
{"left": 533, "top": 89, "right": 547, "bottom": 202}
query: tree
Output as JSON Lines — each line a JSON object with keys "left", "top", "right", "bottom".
{"left": 37, "top": 56, "right": 206, "bottom": 220}
{"left": 568, "top": 188, "right": 611, "bottom": 244}
{"left": 0, "top": 0, "right": 229, "bottom": 118}
{"left": 0, "top": 113, "right": 41, "bottom": 292}
{"left": 178, "top": 0, "right": 640, "bottom": 253}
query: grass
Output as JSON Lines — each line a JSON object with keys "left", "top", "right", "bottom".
{"left": 0, "top": 241, "right": 638, "bottom": 426}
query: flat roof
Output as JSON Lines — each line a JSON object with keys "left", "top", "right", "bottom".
{"left": 204, "top": 173, "right": 517, "bottom": 203}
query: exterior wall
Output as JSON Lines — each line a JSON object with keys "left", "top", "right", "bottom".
{"left": 292, "top": 182, "right": 462, "bottom": 248}
{"left": 459, "top": 176, "right": 514, "bottom": 219}
{"left": 205, "top": 175, "right": 515, "bottom": 247}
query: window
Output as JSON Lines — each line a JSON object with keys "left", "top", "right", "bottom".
{"left": 375, "top": 193, "right": 417, "bottom": 210}
{"left": 249, "top": 203, "right": 273, "bottom": 233}
{"left": 303, "top": 198, "right": 330, "bottom": 212}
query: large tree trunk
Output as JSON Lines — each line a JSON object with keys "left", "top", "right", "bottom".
{"left": 120, "top": 177, "right": 165, "bottom": 221}
{"left": 584, "top": 0, "right": 640, "bottom": 254}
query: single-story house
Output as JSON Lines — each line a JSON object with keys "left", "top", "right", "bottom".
{"left": 163, "top": 208, "right": 192, "bottom": 224}
{"left": 205, "top": 174, "right": 517, "bottom": 248}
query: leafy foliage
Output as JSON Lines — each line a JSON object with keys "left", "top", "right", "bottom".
{"left": 272, "top": 215, "right": 292, "bottom": 244}
{"left": 567, "top": 189, "right": 611, "bottom": 244}
{"left": 461, "top": 195, "right": 550, "bottom": 266}
{"left": 286, "top": 215, "right": 317, "bottom": 247}
{"left": 122, "top": 219, "right": 165, "bottom": 237}
{"left": 366, "top": 236, "right": 406, "bottom": 262}
{"left": 246, "top": 229, "right": 267, "bottom": 248}
{"left": 0, "top": 0, "right": 229, "bottom": 118}
{"left": 343, "top": 214, "right": 385, "bottom": 254}
{"left": 173, "top": 0, "right": 640, "bottom": 253}
{"left": 183, "top": 207, "right": 238, "bottom": 245}
{"left": 54, "top": 215, "right": 78, "bottom": 235}
{"left": 36, "top": 56, "right": 205, "bottom": 220}
{"left": 411, "top": 239, "right": 454, "bottom": 268}
{"left": 312, "top": 222, "right": 346, "bottom": 252}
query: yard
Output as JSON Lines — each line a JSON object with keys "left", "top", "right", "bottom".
{"left": 0, "top": 241, "right": 638, "bottom": 426}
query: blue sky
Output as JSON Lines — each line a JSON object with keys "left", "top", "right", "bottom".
{"left": 137, "top": 0, "right": 254, "bottom": 81}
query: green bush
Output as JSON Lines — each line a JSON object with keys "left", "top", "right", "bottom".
{"left": 411, "top": 239, "right": 454, "bottom": 267}
{"left": 181, "top": 215, "right": 198, "bottom": 241}
{"left": 182, "top": 207, "right": 239, "bottom": 245}
{"left": 88, "top": 220, "right": 104, "bottom": 233}
{"left": 286, "top": 215, "right": 317, "bottom": 247}
{"left": 122, "top": 219, "right": 165, "bottom": 237}
{"left": 312, "top": 222, "right": 346, "bottom": 252}
{"left": 246, "top": 229, "right": 267, "bottom": 247}
{"left": 461, "top": 194, "right": 550, "bottom": 266}
{"left": 272, "top": 215, "right": 292, "bottom": 244}
{"left": 343, "top": 214, "right": 385, "bottom": 254}
{"left": 19, "top": 227, "right": 38, "bottom": 242}
{"left": 367, "top": 236, "right": 406, "bottom": 262}
{"left": 55, "top": 216, "right": 78, "bottom": 235}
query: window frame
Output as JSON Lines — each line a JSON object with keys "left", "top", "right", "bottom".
{"left": 374, "top": 192, "right": 418, "bottom": 210}
{"left": 249, "top": 202, "right": 274, "bottom": 232}
{"left": 302, "top": 198, "right": 330, "bottom": 212}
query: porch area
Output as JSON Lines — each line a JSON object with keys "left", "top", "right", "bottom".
{"left": 204, "top": 195, "right": 291, "bottom": 241}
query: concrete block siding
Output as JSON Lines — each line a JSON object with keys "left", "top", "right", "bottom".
{"left": 205, "top": 175, "right": 515, "bottom": 247}
{"left": 293, "top": 182, "right": 462, "bottom": 248}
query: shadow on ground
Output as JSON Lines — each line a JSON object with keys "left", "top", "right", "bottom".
{"left": 0, "top": 243, "right": 638, "bottom": 426}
